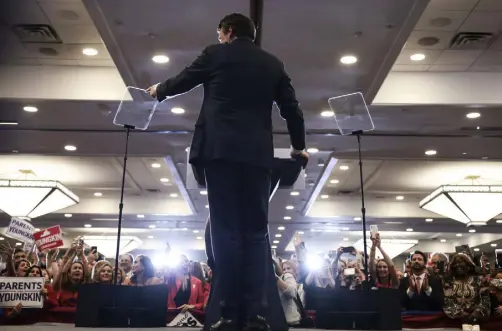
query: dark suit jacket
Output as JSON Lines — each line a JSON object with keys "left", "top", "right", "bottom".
{"left": 156, "top": 38, "right": 306, "bottom": 169}
{"left": 399, "top": 275, "right": 444, "bottom": 311}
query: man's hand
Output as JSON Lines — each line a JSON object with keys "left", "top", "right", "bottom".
{"left": 146, "top": 84, "right": 159, "bottom": 98}
{"left": 423, "top": 274, "right": 429, "bottom": 291}
{"left": 291, "top": 149, "right": 309, "bottom": 168}
{"left": 408, "top": 276, "right": 416, "bottom": 293}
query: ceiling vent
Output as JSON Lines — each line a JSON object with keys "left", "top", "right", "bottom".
{"left": 12, "top": 24, "right": 62, "bottom": 44}
{"left": 449, "top": 32, "right": 494, "bottom": 50}
{"left": 145, "top": 188, "right": 161, "bottom": 193}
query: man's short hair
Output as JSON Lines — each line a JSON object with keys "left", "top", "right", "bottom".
{"left": 411, "top": 250, "right": 427, "bottom": 263}
{"left": 218, "top": 13, "right": 256, "bottom": 40}
{"left": 120, "top": 253, "right": 134, "bottom": 263}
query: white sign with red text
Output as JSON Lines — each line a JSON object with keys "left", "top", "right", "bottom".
{"left": 33, "top": 225, "right": 64, "bottom": 251}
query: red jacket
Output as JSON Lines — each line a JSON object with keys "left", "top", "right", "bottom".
{"left": 167, "top": 276, "right": 205, "bottom": 310}
{"left": 203, "top": 282, "right": 211, "bottom": 307}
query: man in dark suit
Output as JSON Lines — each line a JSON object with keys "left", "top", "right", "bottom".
{"left": 148, "top": 13, "right": 307, "bottom": 331}
{"left": 399, "top": 251, "right": 444, "bottom": 311}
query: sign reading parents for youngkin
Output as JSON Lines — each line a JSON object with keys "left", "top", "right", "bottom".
{"left": 5, "top": 217, "right": 35, "bottom": 243}
{"left": 0, "top": 277, "right": 44, "bottom": 308}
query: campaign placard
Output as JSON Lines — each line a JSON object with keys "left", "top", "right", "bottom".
{"left": 0, "top": 277, "right": 44, "bottom": 308}
{"left": 34, "top": 225, "right": 64, "bottom": 251}
{"left": 5, "top": 217, "right": 35, "bottom": 243}
{"left": 167, "top": 311, "right": 203, "bottom": 327}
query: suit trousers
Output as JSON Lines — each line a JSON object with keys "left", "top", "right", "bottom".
{"left": 204, "top": 160, "right": 271, "bottom": 319}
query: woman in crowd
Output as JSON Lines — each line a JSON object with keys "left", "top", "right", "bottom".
{"left": 189, "top": 261, "right": 210, "bottom": 308}
{"left": 305, "top": 258, "right": 335, "bottom": 288}
{"left": 166, "top": 255, "right": 204, "bottom": 312}
{"left": 443, "top": 253, "right": 491, "bottom": 328}
{"left": 14, "top": 259, "right": 31, "bottom": 277}
{"left": 91, "top": 261, "right": 114, "bottom": 284}
{"left": 369, "top": 233, "right": 399, "bottom": 289}
{"left": 334, "top": 247, "right": 365, "bottom": 290}
{"left": 274, "top": 258, "right": 301, "bottom": 326}
{"left": 489, "top": 271, "right": 502, "bottom": 317}
{"left": 4, "top": 265, "right": 58, "bottom": 323}
{"left": 123, "top": 254, "right": 162, "bottom": 286}
{"left": 53, "top": 244, "right": 88, "bottom": 307}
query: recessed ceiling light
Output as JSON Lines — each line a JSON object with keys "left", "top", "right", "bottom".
{"left": 342, "top": 227, "right": 350, "bottom": 231}
{"left": 64, "top": 145, "right": 77, "bottom": 151}
{"left": 94, "top": 192, "right": 103, "bottom": 197}
{"left": 330, "top": 179, "right": 339, "bottom": 184}
{"left": 321, "top": 195, "right": 329, "bottom": 199}
{"left": 466, "top": 112, "right": 481, "bottom": 119}
{"left": 196, "top": 236, "right": 203, "bottom": 240}
{"left": 278, "top": 226, "right": 285, "bottom": 231}
{"left": 23, "top": 106, "right": 38, "bottom": 112}
{"left": 396, "top": 196, "right": 404, "bottom": 200}
{"left": 205, "top": 204, "right": 209, "bottom": 209}
{"left": 15, "top": 242, "right": 22, "bottom": 246}
{"left": 343, "top": 238, "right": 349, "bottom": 241}
{"left": 492, "top": 243, "right": 498, "bottom": 247}
{"left": 64, "top": 213, "right": 72, "bottom": 218}
{"left": 273, "top": 240, "right": 280, "bottom": 244}
{"left": 84, "top": 224, "right": 92, "bottom": 228}
{"left": 271, "top": 245, "right": 278, "bottom": 249}
{"left": 193, "top": 230, "right": 200, "bottom": 233}
{"left": 354, "top": 217, "right": 362, "bottom": 221}
{"left": 473, "top": 248, "right": 480, "bottom": 252}
{"left": 340, "top": 55, "right": 357, "bottom": 64}
{"left": 137, "top": 214, "right": 145, "bottom": 218}
{"left": 340, "top": 165, "right": 349, "bottom": 170}
{"left": 425, "top": 150, "right": 437, "bottom": 156}
{"left": 181, "top": 228, "right": 188, "bottom": 231}
{"left": 171, "top": 107, "right": 185, "bottom": 114}
{"left": 469, "top": 229, "right": 476, "bottom": 233}
{"left": 456, "top": 233, "right": 462, "bottom": 237}
{"left": 34, "top": 228, "right": 40, "bottom": 232}
{"left": 148, "top": 235, "right": 154, "bottom": 239}
{"left": 497, "top": 220, "right": 502, "bottom": 224}
{"left": 307, "top": 148, "right": 319, "bottom": 153}
{"left": 286, "top": 205, "right": 294, "bottom": 210}
{"left": 151, "top": 163, "right": 161, "bottom": 168}
{"left": 152, "top": 55, "right": 169, "bottom": 63}
{"left": 160, "top": 178, "right": 169, "bottom": 183}
{"left": 477, "top": 126, "right": 480, "bottom": 130}
{"left": 406, "top": 228, "right": 413, "bottom": 232}
{"left": 284, "top": 216, "right": 291, "bottom": 220}
{"left": 82, "top": 48, "right": 98, "bottom": 56}
{"left": 440, "top": 239, "right": 446, "bottom": 243}
{"left": 425, "top": 218, "right": 433, "bottom": 222}
{"left": 410, "top": 53, "right": 426, "bottom": 61}
{"left": 0, "top": 121, "right": 19, "bottom": 125}
{"left": 290, "top": 191, "right": 299, "bottom": 196}
{"left": 170, "top": 193, "right": 178, "bottom": 198}
{"left": 148, "top": 224, "right": 156, "bottom": 229}
{"left": 0, "top": 237, "right": 4, "bottom": 240}
{"left": 200, "top": 190, "right": 207, "bottom": 195}
{"left": 482, "top": 156, "right": 488, "bottom": 160}
{"left": 321, "top": 110, "right": 334, "bottom": 117}
{"left": 275, "top": 234, "right": 282, "bottom": 238}
{"left": 298, "top": 231, "right": 304, "bottom": 235}
{"left": 462, "top": 152, "right": 467, "bottom": 155}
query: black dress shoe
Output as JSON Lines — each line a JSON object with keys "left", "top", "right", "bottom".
{"left": 210, "top": 318, "right": 239, "bottom": 331}
{"left": 244, "top": 315, "right": 271, "bottom": 331}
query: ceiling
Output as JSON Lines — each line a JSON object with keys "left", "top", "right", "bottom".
{"left": 394, "top": 0, "right": 502, "bottom": 72}
{"left": 1, "top": 0, "right": 502, "bottom": 259}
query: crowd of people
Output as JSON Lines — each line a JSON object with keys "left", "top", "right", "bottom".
{"left": 1, "top": 233, "right": 502, "bottom": 331}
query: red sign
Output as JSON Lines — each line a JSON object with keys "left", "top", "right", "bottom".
{"left": 33, "top": 225, "right": 64, "bottom": 251}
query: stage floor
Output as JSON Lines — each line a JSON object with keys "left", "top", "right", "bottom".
{"left": 1, "top": 324, "right": 461, "bottom": 331}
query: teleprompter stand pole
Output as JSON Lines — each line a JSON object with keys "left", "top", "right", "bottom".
{"left": 113, "top": 124, "right": 135, "bottom": 285}
{"left": 352, "top": 129, "right": 369, "bottom": 281}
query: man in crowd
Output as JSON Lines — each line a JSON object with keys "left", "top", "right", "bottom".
{"left": 399, "top": 251, "right": 443, "bottom": 311}
{"left": 119, "top": 254, "right": 134, "bottom": 278}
